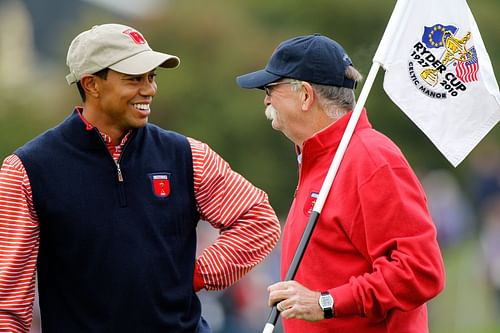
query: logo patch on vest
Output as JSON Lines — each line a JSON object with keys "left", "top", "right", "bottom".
{"left": 149, "top": 173, "right": 171, "bottom": 198}
{"left": 303, "top": 192, "right": 319, "bottom": 216}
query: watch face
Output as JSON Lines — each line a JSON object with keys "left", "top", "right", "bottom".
{"left": 320, "top": 294, "right": 333, "bottom": 308}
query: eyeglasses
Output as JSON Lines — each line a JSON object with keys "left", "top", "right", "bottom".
{"left": 263, "top": 80, "right": 299, "bottom": 96}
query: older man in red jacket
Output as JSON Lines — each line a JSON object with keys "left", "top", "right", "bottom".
{"left": 237, "top": 33, "right": 445, "bottom": 333}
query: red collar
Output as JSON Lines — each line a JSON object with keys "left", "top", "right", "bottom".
{"left": 74, "top": 106, "right": 132, "bottom": 151}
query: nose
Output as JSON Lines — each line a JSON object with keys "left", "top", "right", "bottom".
{"left": 140, "top": 80, "right": 157, "bottom": 97}
{"left": 264, "top": 94, "right": 271, "bottom": 105}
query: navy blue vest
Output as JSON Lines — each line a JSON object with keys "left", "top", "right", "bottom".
{"left": 16, "top": 110, "right": 210, "bottom": 332}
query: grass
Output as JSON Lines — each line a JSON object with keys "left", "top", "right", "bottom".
{"left": 428, "top": 237, "right": 500, "bottom": 333}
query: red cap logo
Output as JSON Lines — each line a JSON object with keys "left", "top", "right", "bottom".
{"left": 123, "top": 28, "right": 146, "bottom": 44}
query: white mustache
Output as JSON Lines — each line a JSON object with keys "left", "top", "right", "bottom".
{"left": 265, "top": 105, "right": 277, "bottom": 121}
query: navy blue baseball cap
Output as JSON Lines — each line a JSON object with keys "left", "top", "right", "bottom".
{"left": 236, "top": 33, "right": 356, "bottom": 89}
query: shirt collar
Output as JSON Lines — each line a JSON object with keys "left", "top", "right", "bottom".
{"left": 301, "top": 108, "right": 371, "bottom": 160}
{"left": 75, "top": 106, "right": 132, "bottom": 147}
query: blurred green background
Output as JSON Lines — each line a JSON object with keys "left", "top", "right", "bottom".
{"left": 1, "top": 0, "right": 499, "bottom": 332}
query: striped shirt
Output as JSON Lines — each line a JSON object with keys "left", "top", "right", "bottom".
{"left": 0, "top": 123, "right": 280, "bottom": 332}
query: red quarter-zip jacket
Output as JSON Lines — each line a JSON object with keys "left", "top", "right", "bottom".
{"left": 281, "top": 109, "right": 445, "bottom": 333}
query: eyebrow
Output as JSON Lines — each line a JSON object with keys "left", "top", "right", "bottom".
{"left": 122, "top": 71, "right": 157, "bottom": 78}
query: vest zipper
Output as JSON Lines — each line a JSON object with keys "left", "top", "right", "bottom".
{"left": 114, "top": 132, "right": 134, "bottom": 207}
{"left": 94, "top": 129, "right": 134, "bottom": 206}
{"left": 116, "top": 162, "right": 124, "bottom": 182}
{"left": 116, "top": 133, "right": 133, "bottom": 180}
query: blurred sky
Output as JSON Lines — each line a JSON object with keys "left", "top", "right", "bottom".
{"left": 82, "top": 0, "right": 166, "bottom": 17}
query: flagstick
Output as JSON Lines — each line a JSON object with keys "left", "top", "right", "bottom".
{"left": 262, "top": 62, "right": 382, "bottom": 333}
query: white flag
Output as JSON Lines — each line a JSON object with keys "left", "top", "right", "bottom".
{"left": 373, "top": 0, "right": 500, "bottom": 167}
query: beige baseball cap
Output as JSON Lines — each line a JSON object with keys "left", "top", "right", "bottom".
{"left": 65, "top": 23, "right": 180, "bottom": 85}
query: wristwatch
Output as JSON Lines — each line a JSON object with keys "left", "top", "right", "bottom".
{"left": 318, "top": 291, "right": 334, "bottom": 319}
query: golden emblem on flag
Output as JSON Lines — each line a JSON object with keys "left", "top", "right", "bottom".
{"left": 421, "top": 30, "right": 472, "bottom": 86}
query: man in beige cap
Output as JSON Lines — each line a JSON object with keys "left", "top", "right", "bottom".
{"left": 0, "top": 24, "right": 280, "bottom": 333}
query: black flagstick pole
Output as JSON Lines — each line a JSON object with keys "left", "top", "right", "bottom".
{"left": 261, "top": 2, "right": 408, "bottom": 331}
{"left": 262, "top": 210, "right": 322, "bottom": 333}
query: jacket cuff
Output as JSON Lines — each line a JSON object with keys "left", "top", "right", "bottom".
{"left": 331, "top": 284, "right": 359, "bottom": 317}
{"left": 193, "top": 262, "right": 205, "bottom": 292}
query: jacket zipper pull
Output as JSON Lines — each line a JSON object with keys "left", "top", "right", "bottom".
{"left": 116, "top": 162, "right": 124, "bottom": 182}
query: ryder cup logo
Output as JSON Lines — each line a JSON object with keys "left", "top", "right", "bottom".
{"left": 407, "top": 23, "right": 479, "bottom": 99}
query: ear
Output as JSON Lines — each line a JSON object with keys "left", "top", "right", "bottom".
{"left": 80, "top": 75, "right": 99, "bottom": 99}
{"left": 300, "top": 81, "right": 315, "bottom": 111}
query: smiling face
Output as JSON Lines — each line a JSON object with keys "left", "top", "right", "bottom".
{"left": 81, "top": 69, "right": 158, "bottom": 141}
{"left": 97, "top": 69, "right": 157, "bottom": 130}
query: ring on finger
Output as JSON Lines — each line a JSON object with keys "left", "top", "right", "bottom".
{"left": 277, "top": 302, "right": 284, "bottom": 312}
{"left": 279, "top": 302, "right": 287, "bottom": 312}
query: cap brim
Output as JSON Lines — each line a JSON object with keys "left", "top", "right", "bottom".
{"left": 236, "top": 69, "right": 281, "bottom": 89}
{"left": 109, "top": 50, "right": 180, "bottom": 75}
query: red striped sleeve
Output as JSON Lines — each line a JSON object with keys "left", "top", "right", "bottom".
{"left": 0, "top": 155, "right": 39, "bottom": 332}
{"left": 188, "top": 138, "right": 280, "bottom": 291}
